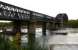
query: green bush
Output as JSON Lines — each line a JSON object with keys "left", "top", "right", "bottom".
{"left": 0, "top": 33, "right": 48, "bottom": 50}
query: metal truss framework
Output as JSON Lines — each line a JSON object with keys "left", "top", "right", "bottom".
{"left": 0, "top": 1, "right": 54, "bottom": 22}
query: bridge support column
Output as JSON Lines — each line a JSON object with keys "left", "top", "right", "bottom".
{"left": 27, "top": 22, "right": 36, "bottom": 50}
{"left": 13, "top": 21, "right": 21, "bottom": 50}
{"left": 42, "top": 22, "right": 47, "bottom": 36}
{"left": 49, "top": 22, "right": 55, "bottom": 30}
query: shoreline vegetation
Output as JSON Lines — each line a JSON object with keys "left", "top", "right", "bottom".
{"left": 0, "top": 33, "right": 47, "bottom": 50}
{"left": 67, "top": 19, "right": 78, "bottom": 28}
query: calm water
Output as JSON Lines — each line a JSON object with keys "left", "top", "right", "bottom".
{"left": 21, "top": 28, "right": 78, "bottom": 50}
{"left": 48, "top": 28, "right": 78, "bottom": 50}
{"left": 5, "top": 28, "right": 78, "bottom": 50}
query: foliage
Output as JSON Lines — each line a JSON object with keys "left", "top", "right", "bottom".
{"left": 0, "top": 33, "right": 48, "bottom": 50}
{"left": 67, "top": 19, "right": 78, "bottom": 28}
{"left": 0, "top": 33, "right": 10, "bottom": 50}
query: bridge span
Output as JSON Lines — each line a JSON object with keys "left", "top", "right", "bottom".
{"left": 0, "top": 1, "right": 68, "bottom": 50}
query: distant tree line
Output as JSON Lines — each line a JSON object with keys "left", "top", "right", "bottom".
{"left": 67, "top": 19, "right": 78, "bottom": 28}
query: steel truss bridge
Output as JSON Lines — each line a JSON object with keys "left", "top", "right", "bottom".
{"left": 0, "top": 1, "right": 68, "bottom": 50}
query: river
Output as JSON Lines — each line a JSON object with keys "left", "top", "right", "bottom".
{"left": 4, "top": 28, "right": 78, "bottom": 50}
{"left": 48, "top": 28, "right": 78, "bottom": 50}
{"left": 21, "top": 28, "right": 78, "bottom": 50}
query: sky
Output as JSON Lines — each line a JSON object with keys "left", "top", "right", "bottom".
{"left": 0, "top": 0, "right": 78, "bottom": 20}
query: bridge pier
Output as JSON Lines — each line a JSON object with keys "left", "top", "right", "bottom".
{"left": 42, "top": 22, "right": 47, "bottom": 36}
{"left": 13, "top": 21, "right": 21, "bottom": 50}
{"left": 27, "top": 22, "right": 36, "bottom": 50}
{"left": 48, "top": 22, "right": 55, "bottom": 30}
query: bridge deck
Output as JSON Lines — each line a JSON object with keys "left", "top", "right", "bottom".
{"left": 0, "top": 1, "right": 54, "bottom": 22}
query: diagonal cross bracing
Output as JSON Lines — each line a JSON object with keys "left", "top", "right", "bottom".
{"left": 0, "top": 1, "right": 54, "bottom": 22}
